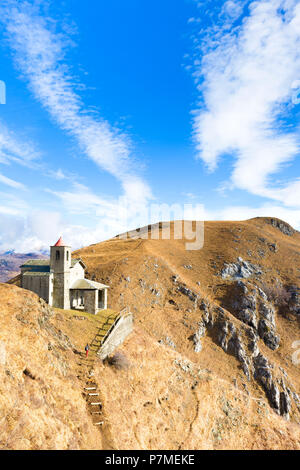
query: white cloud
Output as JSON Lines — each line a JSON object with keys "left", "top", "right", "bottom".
{"left": 0, "top": 1, "right": 152, "bottom": 207}
{"left": 0, "top": 120, "right": 39, "bottom": 167}
{"left": 222, "top": 1, "right": 245, "bottom": 21}
{"left": 0, "top": 173, "right": 26, "bottom": 190}
{"left": 46, "top": 183, "right": 116, "bottom": 216}
{"left": 0, "top": 191, "right": 28, "bottom": 216}
{"left": 46, "top": 182, "right": 153, "bottom": 239}
{"left": 46, "top": 168, "right": 75, "bottom": 181}
{"left": 193, "top": 0, "right": 300, "bottom": 207}
{"left": 208, "top": 203, "right": 300, "bottom": 231}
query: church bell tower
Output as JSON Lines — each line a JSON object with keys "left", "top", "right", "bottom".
{"left": 50, "top": 236, "right": 71, "bottom": 309}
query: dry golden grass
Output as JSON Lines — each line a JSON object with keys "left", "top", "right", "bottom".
{"left": 2, "top": 217, "right": 300, "bottom": 449}
{"left": 72, "top": 217, "right": 300, "bottom": 449}
{"left": 0, "top": 284, "right": 104, "bottom": 450}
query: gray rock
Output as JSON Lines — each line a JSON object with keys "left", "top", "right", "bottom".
{"left": 258, "top": 299, "right": 275, "bottom": 324}
{"left": 258, "top": 287, "right": 268, "bottom": 301}
{"left": 247, "top": 328, "right": 259, "bottom": 357}
{"left": 258, "top": 319, "right": 280, "bottom": 350}
{"left": 192, "top": 323, "right": 206, "bottom": 353}
{"left": 270, "top": 382, "right": 281, "bottom": 413}
{"left": 269, "top": 218, "right": 295, "bottom": 236}
{"left": 253, "top": 353, "right": 273, "bottom": 389}
{"left": 151, "top": 288, "right": 161, "bottom": 297}
{"left": 165, "top": 336, "right": 176, "bottom": 349}
{"left": 177, "top": 285, "right": 198, "bottom": 302}
{"left": 268, "top": 243, "right": 278, "bottom": 253}
{"left": 253, "top": 354, "right": 292, "bottom": 418}
{"left": 216, "top": 319, "right": 251, "bottom": 379}
{"left": 158, "top": 336, "right": 176, "bottom": 349}
{"left": 220, "top": 258, "right": 262, "bottom": 280}
{"left": 280, "top": 389, "right": 291, "bottom": 419}
{"left": 231, "top": 285, "right": 258, "bottom": 329}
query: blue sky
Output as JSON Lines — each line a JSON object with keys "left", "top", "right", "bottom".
{"left": 1, "top": 0, "right": 300, "bottom": 252}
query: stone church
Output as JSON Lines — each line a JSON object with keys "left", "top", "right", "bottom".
{"left": 20, "top": 237, "right": 109, "bottom": 314}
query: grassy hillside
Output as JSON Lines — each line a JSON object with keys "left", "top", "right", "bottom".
{"left": 1, "top": 217, "right": 300, "bottom": 449}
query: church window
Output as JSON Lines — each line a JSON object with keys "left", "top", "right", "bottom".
{"left": 56, "top": 250, "right": 60, "bottom": 260}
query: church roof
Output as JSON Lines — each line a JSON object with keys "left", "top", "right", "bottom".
{"left": 20, "top": 258, "right": 85, "bottom": 270}
{"left": 21, "top": 259, "right": 50, "bottom": 266}
{"left": 54, "top": 236, "right": 68, "bottom": 247}
{"left": 71, "top": 258, "right": 86, "bottom": 269}
{"left": 20, "top": 259, "right": 50, "bottom": 273}
{"left": 70, "top": 278, "right": 109, "bottom": 290}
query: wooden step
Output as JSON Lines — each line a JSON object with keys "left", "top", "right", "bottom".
{"left": 88, "top": 393, "right": 99, "bottom": 396}
{"left": 94, "top": 422, "right": 104, "bottom": 426}
{"left": 90, "top": 402, "right": 102, "bottom": 406}
{"left": 84, "top": 387, "right": 97, "bottom": 390}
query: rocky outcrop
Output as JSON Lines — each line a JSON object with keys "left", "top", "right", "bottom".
{"left": 220, "top": 258, "right": 262, "bottom": 280}
{"left": 231, "top": 281, "right": 258, "bottom": 329}
{"left": 192, "top": 323, "right": 206, "bottom": 352}
{"left": 253, "top": 354, "right": 293, "bottom": 419}
{"left": 268, "top": 218, "right": 295, "bottom": 236}
{"left": 224, "top": 282, "right": 280, "bottom": 351}
{"left": 217, "top": 320, "right": 252, "bottom": 380}
{"left": 176, "top": 285, "right": 199, "bottom": 303}
{"left": 257, "top": 298, "right": 280, "bottom": 351}
{"left": 179, "top": 292, "right": 296, "bottom": 420}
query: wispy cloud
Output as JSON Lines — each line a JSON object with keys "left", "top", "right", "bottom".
{"left": 0, "top": 173, "right": 26, "bottom": 190}
{"left": 192, "top": 0, "right": 300, "bottom": 206}
{"left": 46, "top": 182, "right": 153, "bottom": 240}
{"left": 0, "top": 0, "right": 152, "bottom": 205}
{"left": 0, "top": 120, "right": 39, "bottom": 167}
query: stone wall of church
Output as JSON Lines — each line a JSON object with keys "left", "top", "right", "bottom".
{"left": 22, "top": 274, "right": 52, "bottom": 304}
{"left": 52, "top": 272, "right": 70, "bottom": 310}
{"left": 85, "top": 290, "right": 98, "bottom": 315}
{"left": 70, "top": 263, "right": 85, "bottom": 286}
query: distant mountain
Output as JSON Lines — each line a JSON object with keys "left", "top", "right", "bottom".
{"left": 0, "top": 251, "right": 49, "bottom": 282}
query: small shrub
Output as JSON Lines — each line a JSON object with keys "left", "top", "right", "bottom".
{"left": 262, "top": 284, "right": 292, "bottom": 307}
{"left": 107, "top": 351, "right": 130, "bottom": 370}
